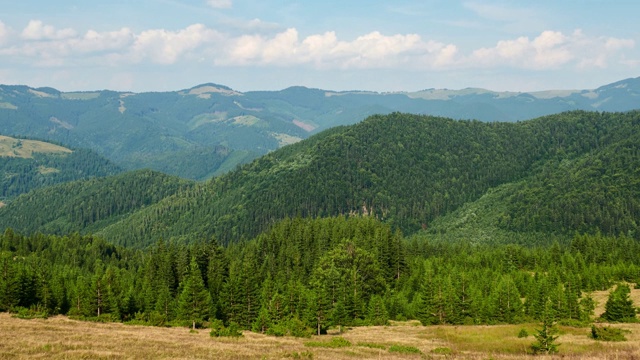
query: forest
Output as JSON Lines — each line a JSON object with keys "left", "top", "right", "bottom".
{"left": 0, "top": 216, "right": 638, "bottom": 337}
{"left": 0, "top": 110, "right": 638, "bottom": 348}
{"left": 1, "top": 111, "right": 639, "bottom": 249}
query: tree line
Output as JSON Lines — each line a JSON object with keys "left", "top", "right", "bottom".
{"left": 1, "top": 216, "right": 637, "bottom": 335}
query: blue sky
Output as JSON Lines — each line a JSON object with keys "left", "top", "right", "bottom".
{"left": 0, "top": 0, "right": 638, "bottom": 92}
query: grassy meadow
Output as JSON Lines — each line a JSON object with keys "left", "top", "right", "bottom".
{"left": 1, "top": 313, "right": 639, "bottom": 359}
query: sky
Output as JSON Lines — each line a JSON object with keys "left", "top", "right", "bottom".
{"left": 0, "top": 0, "right": 638, "bottom": 93}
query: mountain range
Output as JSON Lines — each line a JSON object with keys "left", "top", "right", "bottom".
{"left": 1, "top": 110, "right": 638, "bottom": 248}
{"left": 1, "top": 77, "right": 639, "bottom": 180}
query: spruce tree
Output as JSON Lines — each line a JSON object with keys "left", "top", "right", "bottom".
{"left": 601, "top": 284, "right": 637, "bottom": 322}
{"left": 531, "top": 307, "right": 560, "bottom": 355}
{"left": 177, "top": 257, "right": 212, "bottom": 329}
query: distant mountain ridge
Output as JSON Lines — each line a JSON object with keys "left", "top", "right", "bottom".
{"left": 0, "top": 77, "right": 638, "bottom": 180}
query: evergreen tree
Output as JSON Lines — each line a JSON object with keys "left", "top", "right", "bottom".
{"left": 601, "top": 284, "right": 637, "bottom": 322}
{"left": 177, "top": 257, "right": 212, "bottom": 329}
{"left": 531, "top": 307, "right": 560, "bottom": 355}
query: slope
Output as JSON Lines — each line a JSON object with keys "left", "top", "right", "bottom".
{"left": 0, "top": 135, "right": 121, "bottom": 199}
{"left": 0, "top": 169, "right": 193, "bottom": 235}
{"left": 91, "top": 110, "right": 640, "bottom": 247}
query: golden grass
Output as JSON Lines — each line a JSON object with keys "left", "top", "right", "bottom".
{"left": 0, "top": 135, "right": 72, "bottom": 158}
{"left": 2, "top": 314, "right": 640, "bottom": 359}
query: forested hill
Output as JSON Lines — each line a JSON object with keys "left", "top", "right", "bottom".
{"left": 91, "top": 110, "right": 640, "bottom": 247}
{"left": 0, "top": 135, "right": 121, "bottom": 199}
{"left": 0, "top": 77, "right": 639, "bottom": 180}
{"left": 0, "top": 169, "right": 193, "bottom": 235}
{"left": 1, "top": 110, "right": 638, "bottom": 247}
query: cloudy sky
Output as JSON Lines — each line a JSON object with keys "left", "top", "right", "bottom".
{"left": 0, "top": 0, "right": 638, "bottom": 92}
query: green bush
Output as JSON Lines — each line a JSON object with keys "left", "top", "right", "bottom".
{"left": 518, "top": 328, "right": 529, "bottom": 338}
{"left": 11, "top": 306, "right": 48, "bottom": 320}
{"left": 210, "top": 320, "right": 243, "bottom": 337}
{"left": 266, "top": 318, "right": 314, "bottom": 338}
{"left": 590, "top": 325, "right": 628, "bottom": 341}
{"left": 430, "top": 347, "right": 451, "bottom": 355}
{"left": 304, "top": 337, "right": 351, "bottom": 348}
{"left": 389, "top": 344, "right": 422, "bottom": 354}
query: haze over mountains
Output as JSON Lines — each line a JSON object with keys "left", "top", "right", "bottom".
{"left": 0, "top": 77, "right": 638, "bottom": 180}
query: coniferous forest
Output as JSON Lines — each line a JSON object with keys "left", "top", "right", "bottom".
{"left": 1, "top": 216, "right": 638, "bottom": 335}
{"left": 0, "top": 110, "right": 639, "bottom": 341}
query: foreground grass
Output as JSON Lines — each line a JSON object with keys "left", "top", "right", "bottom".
{"left": 1, "top": 313, "right": 640, "bottom": 359}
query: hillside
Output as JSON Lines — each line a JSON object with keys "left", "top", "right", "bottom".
{"left": 0, "top": 77, "right": 639, "bottom": 180}
{"left": 0, "top": 169, "right": 193, "bottom": 234}
{"left": 1, "top": 110, "right": 634, "bottom": 247}
{"left": 0, "top": 135, "right": 121, "bottom": 199}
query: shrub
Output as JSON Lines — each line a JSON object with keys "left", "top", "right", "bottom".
{"left": 210, "top": 320, "right": 243, "bottom": 337}
{"left": 304, "top": 337, "right": 351, "bottom": 348}
{"left": 430, "top": 347, "right": 451, "bottom": 355}
{"left": 389, "top": 344, "right": 422, "bottom": 354}
{"left": 590, "top": 325, "right": 628, "bottom": 341}
{"left": 266, "top": 318, "right": 314, "bottom": 338}
{"left": 11, "top": 306, "right": 48, "bottom": 320}
{"left": 518, "top": 328, "right": 529, "bottom": 338}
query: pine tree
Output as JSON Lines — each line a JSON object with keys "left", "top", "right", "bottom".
{"left": 177, "top": 257, "right": 212, "bottom": 329}
{"left": 531, "top": 307, "right": 560, "bottom": 355}
{"left": 601, "top": 284, "right": 637, "bottom": 322}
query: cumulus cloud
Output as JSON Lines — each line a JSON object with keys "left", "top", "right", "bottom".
{"left": 21, "top": 20, "right": 76, "bottom": 40}
{"left": 130, "top": 24, "right": 221, "bottom": 64}
{"left": 207, "top": 0, "right": 232, "bottom": 9}
{"left": 0, "top": 19, "right": 635, "bottom": 75}
{"left": 0, "top": 21, "right": 8, "bottom": 44}
{"left": 221, "top": 28, "right": 454, "bottom": 69}
{"left": 471, "top": 30, "right": 634, "bottom": 70}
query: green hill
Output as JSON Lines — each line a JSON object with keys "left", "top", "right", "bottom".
{"left": 0, "top": 169, "right": 193, "bottom": 235}
{"left": 94, "top": 110, "right": 640, "bottom": 247}
{"left": 1, "top": 110, "right": 638, "bottom": 247}
{"left": 0, "top": 135, "right": 121, "bottom": 199}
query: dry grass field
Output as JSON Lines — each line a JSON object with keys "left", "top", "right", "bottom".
{"left": 1, "top": 313, "right": 639, "bottom": 359}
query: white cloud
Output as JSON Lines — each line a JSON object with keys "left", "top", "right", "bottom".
{"left": 471, "top": 30, "right": 634, "bottom": 70}
{"left": 21, "top": 20, "right": 76, "bottom": 40}
{"left": 207, "top": 0, "right": 232, "bottom": 9}
{"left": 221, "top": 29, "right": 455, "bottom": 69}
{"left": 0, "top": 21, "right": 8, "bottom": 44}
{"left": 1, "top": 20, "right": 635, "bottom": 76}
{"left": 130, "top": 24, "right": 222, "bottom": 64}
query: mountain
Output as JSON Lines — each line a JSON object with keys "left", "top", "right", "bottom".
{"left": 0, "top": 135, "right": 121, "bottom": 200}
{"left": 0, "top": 77, "right": 639, "bottom": 180}
{"left": 2, "top": 110, "right": 637, "bottom": 247}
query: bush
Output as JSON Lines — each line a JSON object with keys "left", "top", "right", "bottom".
{"left": 518, "top": 328, "right": 529, "bottom": 338}
{"left": 429, "top": 347, "right": 451, "bottom": 355}
{"left": 266, "top": 318, "right": 314, "bottom": 338}
{"left": 389, "top": 344, "right": 422, "bottom": 354}
{"left": 11, "top": 306, "right": 48, "bottom": 320}
{"left": 304, "top": 337, "right": 351, "bottom": 348}
{"left": 590, "top": 325, "right": 629, "bottom": 341}
{"left": 357, "top": 342, "right": 386, "bottom": 349}
{"left": 210, "top": 320, "right": 243, "bottom": 337}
